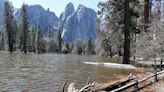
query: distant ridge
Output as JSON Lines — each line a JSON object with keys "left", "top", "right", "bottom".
{"left": 0, "top": 1, "right": 97, "bottom": 41}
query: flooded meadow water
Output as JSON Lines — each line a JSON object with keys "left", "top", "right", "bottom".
{"left": 0, "top": 52, "right": 139, "bottom": 92}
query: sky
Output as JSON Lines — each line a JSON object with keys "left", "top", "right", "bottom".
{"left": 10, "top": 0, "right": 107, "bottom": 17}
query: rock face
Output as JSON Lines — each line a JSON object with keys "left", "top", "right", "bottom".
{"left": 0, "top": 1, "right": 97, "bottom": 41}
{"left": 59, "top": 2, "right": 75, "bottom": 29}
{"left": 15, "top": 5, "right": 58, "bottom": 35}
{"left": 0, "top": 0, "right": 59, "bottom": 34}
{"left": 61, "top": 4, "right": 96, "bottom": 42}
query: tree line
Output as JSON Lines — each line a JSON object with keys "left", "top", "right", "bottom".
{"left": 0, "top": 0, "right": 95, "bottom": 55}
{"left": 1, "top": 1, "right": 45, "bottom": 54}
{"left": 97, "top": 0, "right": 164, "bottom": 64}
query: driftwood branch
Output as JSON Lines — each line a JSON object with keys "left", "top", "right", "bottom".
{"left": 84, "top": 73, "right": 136, "bottom": 91}
{"left": 67, "top": 70, "right": 164, "bottom": 92}
{"left": 67, "top": 83, "right": 78, "bottom": 92}
{"left": 61, "top": 82, "right": 66, "bottom": 92}
{"left": 67, "top": 74, "right": 136, "bottom": 92}
{"left": 87, "top": 78, "right": 91, "bottom": 85}
{"left": 79, "top": 83, "right": 95, "bottom": 92}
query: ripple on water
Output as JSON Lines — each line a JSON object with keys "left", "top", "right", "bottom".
{"left": 0, "top": 52, "right": 140, "bottom": 92}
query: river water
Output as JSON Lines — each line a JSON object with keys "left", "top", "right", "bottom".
{"left": 0, "top": 52, "right": 139, "bottom": 92}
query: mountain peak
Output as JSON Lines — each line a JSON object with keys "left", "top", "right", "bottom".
{"left": 28, "top": 4, "right": 44, "bottom": 10}
{"left": 64, "top": 2, "right": 75, "bottom": 16}
{"left": 59, "top": 2, "right": 75, "bottom": 29}
{"left": 78, "top": 4, "right": 86, "bottom": 9}
{"left": 15, "top": 4, "right": 58, "bottom": 35}
{"left": 65, "top": 3, "right": 74, "bottom": 10}
{"left": 61, "top": 4, "right": 96, "bottom": 42}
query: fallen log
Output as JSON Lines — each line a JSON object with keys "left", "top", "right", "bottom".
{"left": 67, "top": 74, "right": 136, "bottom": 92}
{"left": 79, "top": 83, "right": 95, "bottom": 92}
{"left": 111, "top": 70, "right": 164, "bottom": 92}
{"left": 84, "top": 74, "right": 136, "bottom": 91}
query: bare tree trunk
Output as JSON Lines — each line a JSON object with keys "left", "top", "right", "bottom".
{"left": 133, "top": 29, "right": 137, "bottom": 60}
{"left": 123, "top": 0, "right": 130, "bottom": 64}
{"left": 119, "top": 49, "right": 122, "bottom": 56}
{"left": 144, "top": 0, "right": 150, "bottom": 31}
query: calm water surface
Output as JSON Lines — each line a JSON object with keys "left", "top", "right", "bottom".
{"left": 0, "top": 52, "right": 139, "bottom": 92}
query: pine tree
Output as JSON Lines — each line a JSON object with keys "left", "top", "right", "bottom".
{"left": 19, "top": 4, "right": 29, "bottom": 53}
{"left": 86, "top": 40, "right": 94, "bottom": 55}
{"left": 144, "top": 0, "right": 150, "bottom": 31}
{"left": 123, "top": 0, "right": 130, "bottom": 64}
{"left": 48, "top": 26, "right": 54, "bottom": 38}
{"left": 31, "top": 27, "right": 36, "bottom": 52}
{"left": 57, "top": 29, "right": 62, "bottom": 53}
{"left": 0, "top": 31, "right": 5, "bottom": 50}
{"left": 34, "top": 27, "right": 38, "bottom": 53}
{"left": 98, "top": 0, "right": 140, "bottom": 64}
{"left": 38, "top": 26, "right": 45, "bottom": 53}
{"left": 34, "top": 26, "right": 45, "bottom": 53}
{"left": 3, "top": 0, "right": 15, "bottom": 53}
{"left": 12, "top": 19, "right": 18, "bottom": 51}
